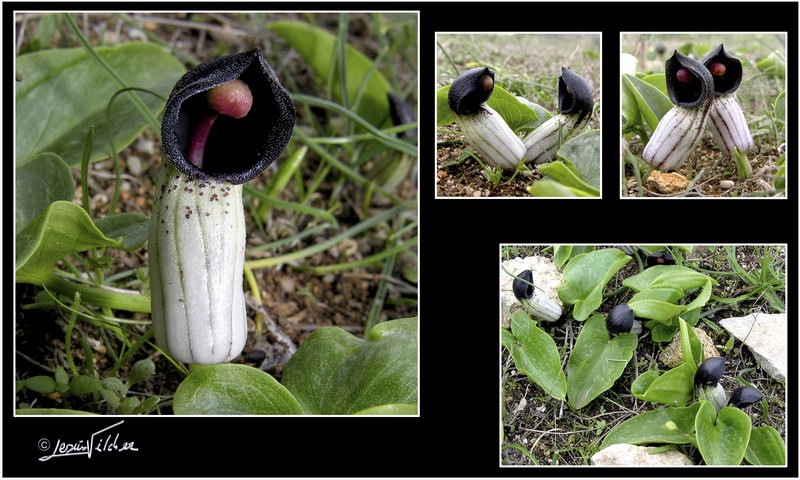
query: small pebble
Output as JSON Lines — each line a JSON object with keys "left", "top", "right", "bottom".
{"left": 720, "top": 180, "right": 735, "bottom": 189}
{"left": 323, "top": 273, "right": 336, "bottom": 284}
{"left": 472, "top": 190, "right": 482, "bottom": 197}
{"left": 136, "top": 138, "right": 155, "bottom": 156}
{"left": 127, "top": 155, "right": 144, "bottom": 176}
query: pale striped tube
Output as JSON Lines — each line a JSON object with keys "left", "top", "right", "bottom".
{"left": 708, "top": 93, "right": 754, "bottom": 156}
{"left": 453, "top": 105, "right": 526, "bottom": 170}
{"left": 522, "top": 113, "right": 589, "bottom": 164}
{"left": 149, "top": 163, "right": 247, "bottom": 364}
{"left": 642, "top": 99, "right": 713, "bottom": 171}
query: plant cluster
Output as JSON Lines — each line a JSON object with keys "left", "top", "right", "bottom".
{"left": 501, "top": 246, "right": 786, "bottom": 465}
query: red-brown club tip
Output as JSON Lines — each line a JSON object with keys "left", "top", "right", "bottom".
{"left": 676, "top": 67, "right": 693, "bottom": 84}
{"left": 206, "top": 79, "right": 253, "bottom": 119}
{"left": 709, "top": 61, "right": 727, "bottom": 76}
{"left": 480, "top": 74, "right": 494, "bottom": 91}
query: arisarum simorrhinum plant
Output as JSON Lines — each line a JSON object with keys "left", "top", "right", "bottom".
{"left": 642, "top": 50, "right": 715, "bottom": 171}
{"left": 447, "top": 67, "right": 526, "bottom": 170}
{"left": 522, "top": 67, "right": 594, "bottom": 164}
{"left": 702, "top": 44, "right": 755, "bottom": 178}
{"left": 512, "top": 269, "right": 562, "bottom": 322}
{"left": 150, "top": 49, "right": 295, "bottom": 364}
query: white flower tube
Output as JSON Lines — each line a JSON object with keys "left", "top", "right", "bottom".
{"left": 708, "top": 94, "right": 754, "bottom": 156}
{"left": 453, "top": 105, "right": 525, "bottom": 170}
{"left": 150, "top": 164, "right": 247, "bottom": 364}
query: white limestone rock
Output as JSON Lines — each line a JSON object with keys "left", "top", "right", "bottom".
{"left": 591, "top": 443, "right": 693, "bottom": 466}
{"left": 720, "top": 313, "right": 787, "bottom": 381}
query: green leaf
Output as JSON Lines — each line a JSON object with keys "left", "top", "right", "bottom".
{"left": 128, "top": 359, "right": 155, "bottom": 386}
{"left": 69, "top": 375, "right": 102, "bottom": 396}
{"left": 436, "top": 84, "right": 538, "bottom": 131}
{"left": 101, "top": 376, "right": 126, "bottom": 392}
{"left": 537, "top": 161, "right": 600, "bottom": 197}
{"left": 501, "top": 328, "right": 516, "bottom": 352}
{"left": 16, "top": 201, "right": 122, "bottom": 285}
{"left": 621, "top": 78, "right": 641, "bottom": 131}
{"left": 94, "top": 214, "right": 150, "bottom": 251}
{"left": 628, "top": 285, "right": 685, "bottom": 304}
{"left": 635, "top": 363, "right": 694, "bottom": 406}
{"left": 642, "top": 73, "right": 667, "bottom": 96}
{"left": 773, "top": 90, "right": 786, "bottom": 128}
{"left": 601, "top": 403, "right": 702, "bottom": 449}
{"left": 16, "top": 42, "right": 183, "bottom": 167}
{"left": 756, "top": 51, "right": 785, "bottom": 77}
{"left": 23, "top": 376, "right": 56, "bottom": 394}
{"left": 566, "top": 314, "right": 637, "bottom": 409}
{"left": 269, "top": 20, "right": 392, "bottom": 128}
{"left": 100, "top": 388, "right": 120, "bottom": 408}
{"left": 15, "top": 155, "right": 75, "bottom": 234}
{"left": 679, "top": 317, "right": 703, "bottom": 370}
{"left": 134, "top": 396, "right": 161, "bottom": 414}
{"left": 695, "top": 402, "right": 752, "bottom": 465}
{"left": 53, "top": 365, "right": 69, "bottom": 386}
{"left": 621, "top": 73, "right": 673, "bottom": 132}
{"left": 553, "top": 246, "right": 595, "bottom": 270}
{"left": 628, "top": 299, "right": 686, "bottom": 324}
{"left": 623, "top": 265, "right": 713, "bottom": 292}
{"left": 509, "top": 312, "right": 567, "bottom": 400}
{"left": 631, "top": 370, "right": 660, "bottom": 398}
{"left": 16, "top": 408, "right": 97, "bottom": 415}
{"left": 352, "top": 403, "right": 417, "bottom": 415}
{"left": 556, "top": 129, "right": 600, "bottom": 190}
{"left": 527, "top": 178, "right": 594, "bottom": 197}
{"left": 745, "top": 426, "right": 786, "bottom": 465}
{"left": 173, "top": 364, "right": 304, "bottom": 415}
{"left": 119, "top": 396, "right": 140, "bottom": 415}
{"left": 558, "top": 249, "right": 631, "bottom": 320}
{"left": 282, "top": 318, "right": 417, "bottom": 414}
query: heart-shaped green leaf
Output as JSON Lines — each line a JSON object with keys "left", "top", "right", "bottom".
{"left": 269, "top": 20, "right": 392, "bottom": 128}
{"left": 556, "top": 129, "right": 600, "bottom": 190}
{"left": 623, "top": 265, "right": 714, "bottom": 292}
{"left": 621, "top": 77, "right": 641, "bottom": 131}
{"left": 628, "top": 284, "right": 685, "bottom": 304}
{"left": 94, "top": 213, "right": 150, "bottom": 251}
{"left": 628, "top": 299, "right": 686, "bottom": 324}
{"left": 633, "top": 363, "right": 694, "bottom": 406}
{"left": 436, "top": 84, "right": 538, "bottom": 131}
{"left": 527, "top": 178, "right": 595, "bottom": 197}
{"left": 509, "top": 312, "right": 567, "bottom": 400}
{"left": 567, "top": 314, "right": 637, "bottom": 409}
{"left": 537, "top": 161, "right": 600, "bottom": 197}
{"left": 642, "top": 73, "right": 667, "bottom": 96}
{"left": 621, "top": 73, "right": 673, "bottom": 132}
{"left": 601, "top": 403, "right": 702, "bottom": 449}
{"left": 16, "top": 201, "right": 123, "bottom": 285}
{"left": 559, "top": 249, "right": 631, "bottom": 321}
{"left": 173, "top": 364, "right": 304, "bottom": 415}
{"left": 281, "top": 318, "right": 417, "bottom": 414}
{"left": 15, "top": 155, "right": 75, "bottom": 234}
{"left": 16, "top": 42, "right": 183, "bottom": 167}
{"left": 695, "top": 402, "right": 752, "bottom": 465}
{"left": 744, "top": 426, "right": 786, "bottom": 465}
